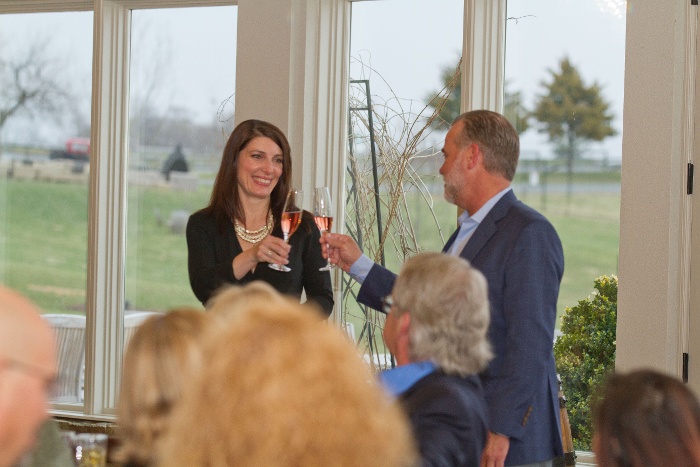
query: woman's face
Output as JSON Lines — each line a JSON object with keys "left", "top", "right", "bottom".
{"left": 236, "top": 136, "right": 284, "bottom": 202}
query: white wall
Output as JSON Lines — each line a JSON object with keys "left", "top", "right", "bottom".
{"left": 617, "top": 1, "right": 692, "bottom": 382}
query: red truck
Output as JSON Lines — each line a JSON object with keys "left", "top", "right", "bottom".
{"left": 49, "top": 137, "right": 90, "bottom": 162}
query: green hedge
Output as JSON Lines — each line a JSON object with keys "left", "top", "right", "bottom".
{"left": 554, "top": 275, "right": 617, "bottom": 451}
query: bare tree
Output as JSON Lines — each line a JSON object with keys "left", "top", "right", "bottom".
{"left": 0, "top": 37, "right": 73, "bottom": 132}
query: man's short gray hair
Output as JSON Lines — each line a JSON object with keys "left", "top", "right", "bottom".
{"left": 392, "top": 252, "right": 493, "bottom": 376}
{"left": 452, "top": 110, "right": 520, "bottom": 181}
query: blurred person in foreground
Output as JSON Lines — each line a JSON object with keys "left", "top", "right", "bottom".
{"left": 158, "top": 292, "right": 416, "bottom": 467}
{"left": 321, "top": 110, "right": 564, "bottom": 467}
{"left": 381, "top": 252, "right": 492, "bottom": 466}
{"left": 0, "top": 286, "right": 58, "bottom": 467}
{"left": 186, "top": 119, "right": 333, "bottom": 315}
{"left": 205, "top": 280, "right": 288, "bottom": 324}
{"left": 114, "top": 308, "right": 209, "bottom": 467}
{"left": 592, "top": 368, "right": 700, "bottom": 467}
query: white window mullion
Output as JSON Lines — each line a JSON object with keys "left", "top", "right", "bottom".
{"left": 463, "top": 0, "right": 505, "bottom": 113}
{"left": 85, "top": 0, "right": 131, "bottom": 415}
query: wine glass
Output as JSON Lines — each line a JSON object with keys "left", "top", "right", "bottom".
{"left": 269, "top": 188, "right": 303, "bottom": 272}
{"left": 313, "top": 187, "right": 334, "bottom": 271}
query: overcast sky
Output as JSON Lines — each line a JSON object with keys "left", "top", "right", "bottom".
{"left": 0, "top": 0, "right": 626, "bottom": 160}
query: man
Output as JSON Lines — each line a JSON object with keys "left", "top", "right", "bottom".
{"left": 0, "top": 286, "right": 58, "bottom": 467}
{"left": 380, "top": 252, "right": 492, "bottom": 466}
{"left": 322, "top": 110, "right": 564, "bottom": 467}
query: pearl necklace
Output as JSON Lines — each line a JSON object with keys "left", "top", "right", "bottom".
{"left": 234, "top": 213, "right": 274, "bottom": 245}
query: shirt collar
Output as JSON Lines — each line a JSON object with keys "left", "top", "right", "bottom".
{"left": 380, "top": 361, "right": 437, "bottom": 397}
{"left": 465, "top": 186, "right": 512, "bottom": 225}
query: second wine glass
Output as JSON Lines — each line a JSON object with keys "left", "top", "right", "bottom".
{"left": 269, "top": 188, "right": 303, "bottom": 272}
{"left": 313, "top": 187, "right": 334, "bottom": 271}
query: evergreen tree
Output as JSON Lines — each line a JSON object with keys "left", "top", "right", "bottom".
{"left": 532, "top": 57, "right": 616, "bottom": 199}
{"left": 425, "top": 58, "right": 529, "bottom": 134}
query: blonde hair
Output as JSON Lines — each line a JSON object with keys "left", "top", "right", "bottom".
{"left": 159, "top": 298, "right": 416, "bottom": 467}
{"left": 115, "top": 308, "right": 208, "bottom": 466}
{"left": 392, "top": 252, "right": 493, "bottom": 376}
{"left": 206, "top": 281, "right": 287, "bottom": 321}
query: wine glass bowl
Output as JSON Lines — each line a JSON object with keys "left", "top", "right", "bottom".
{"left": 269, "top": 189, "right": 303, "bottom": 272}
{"left": 314, "top": 187, "right": 334, "bottom": 271}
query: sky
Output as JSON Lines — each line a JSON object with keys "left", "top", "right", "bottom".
{"left": 0, "top": 1, "right": 626, "bottom": 161}
{"left": 350, "top": 0, "right": 627, "bottom": 161}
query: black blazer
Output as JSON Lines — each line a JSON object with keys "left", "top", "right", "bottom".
{"left": 186, "top": 209, "right": 333, "bottom": 315}
{"left": 401, "top": 371, "right": 488, "bottom": 467}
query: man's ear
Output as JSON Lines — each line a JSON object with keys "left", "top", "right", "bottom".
{"left": 466, "top": 143, "right": 481, "bottom": 170}
{"left": 397, "top": 313, "right": 411, "bottom": 344}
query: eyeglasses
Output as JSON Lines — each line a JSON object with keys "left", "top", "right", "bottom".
{"left": 380, "top": 295, "right": 394, "bottom": 315}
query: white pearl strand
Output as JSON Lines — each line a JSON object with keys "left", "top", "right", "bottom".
{"left": 234, "top": 213, "right": 274, "bottom": 244}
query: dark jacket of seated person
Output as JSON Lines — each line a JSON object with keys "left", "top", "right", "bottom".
{"left": 378, "top": 253, "right": 494, "bottom": 467}
{"left": 382, "top": 362, "right": 488, "bottom": 467}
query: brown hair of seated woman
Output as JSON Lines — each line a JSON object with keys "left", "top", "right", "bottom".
{"left": 593, "top": 368, "right": 700, "bottom": 467}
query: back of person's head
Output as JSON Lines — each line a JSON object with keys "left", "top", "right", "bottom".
{"left": 115, "top": 308, "right": 208, "bottom": 466}
{"left": 206, "top": 281, "right": 287, "bottom": 318}
{"left": 0, "top": 286, "right": 57, "bottom": 467}
{"left": 452, "top": 109, "right": 519, "bottom": 181}
{"left": 593, "top": 368, "right": 700, "bottom": 467}
{"left": 159, "top": 298, "right": 416, "bottom": 467}
{"left": 391, "top": 252, "right": 492, "bottom": 377}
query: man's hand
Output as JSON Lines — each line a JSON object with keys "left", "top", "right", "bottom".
{"left": 319, "top": 233, "right": 362, "bottom": 273}
{"left": 480, "top": 432, "right": 510, "bottom": 467}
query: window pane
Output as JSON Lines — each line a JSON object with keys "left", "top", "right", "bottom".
{"left": 505, "top": 0, "right": 626, "bottom": 452}
{"left": 125, "top": 6, "right": 237, "bottom": 320}
{"left": 347, "top": 0, "right": 463, "bottom": 366}
{"left": 0, "top": 11, "right": 93, "bottom": 404}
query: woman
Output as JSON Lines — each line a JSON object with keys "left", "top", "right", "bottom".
{"left": 114, "top": 309, "right": 209, "bottom": 467}
{"left": 158, "top": 293, "right": 416, "bottom": 467}
{"left": 186, "top": 119, "right": 333, "bottom": 315}
{"left": 592, "top": 368, "right": 700, "bottom": 467}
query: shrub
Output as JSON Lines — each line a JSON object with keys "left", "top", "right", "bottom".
{"left": 554, "top": 274, "right": 617, "bottom": 451}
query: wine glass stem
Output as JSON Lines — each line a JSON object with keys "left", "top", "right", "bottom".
{"left": 323, "top": 231, "right": 331, "bottom": 267}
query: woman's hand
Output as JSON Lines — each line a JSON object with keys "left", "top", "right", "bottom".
{"left": 255, "top": 235, "right": 291, "bottom": 266}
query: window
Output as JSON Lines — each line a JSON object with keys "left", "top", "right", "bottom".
{"left": 125, "top": 7, "right": 237, "bottom": 313}
{"left": 0, "top": 0, "right": 688, "bottom": 429}
{"left": 505, "top": 0, "right": 625, "bottom": 318}
{"left": 0, "top": 10, "right": 93, "bottom": 406}
{"left": 345, "top": 0, "right": 463, "bottom": 364}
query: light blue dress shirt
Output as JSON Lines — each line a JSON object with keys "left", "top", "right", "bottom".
{"left": 380, "top": 361, "right": 437, "bottom": 397}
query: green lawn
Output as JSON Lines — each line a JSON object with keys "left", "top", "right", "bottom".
{"left": 0, "top": 177, "right": 620, "bottom": 326}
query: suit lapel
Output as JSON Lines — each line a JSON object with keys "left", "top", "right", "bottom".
{"left": 443, "top": 228, "right": 460, "bottom": 253}
{"left": 459, "top": 190, "right": 517, "bottom": 261}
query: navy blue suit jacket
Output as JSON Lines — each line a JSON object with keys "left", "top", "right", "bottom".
{"left": 401, "top": 371, "right": 488, "bottom": 467}
{"left": 358, "top": 190, "right": 564, "bottom": 465}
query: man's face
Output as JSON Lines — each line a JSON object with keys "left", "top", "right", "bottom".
{"left": 0, "top": 331, "right": 56, "bottom": 466}
{"left": 439, "top": 123, "right": 470, "bottom": 206}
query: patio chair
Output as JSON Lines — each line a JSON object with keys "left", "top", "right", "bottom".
{"left": 42, "top": 313, "right": 86, "bottom": 403}
{"left": 123, "top": 311, "right": 164, "bottom": 351}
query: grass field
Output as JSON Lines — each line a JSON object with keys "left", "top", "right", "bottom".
{"left": 0, "top": 176, "right": 620, "bottom": 328}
